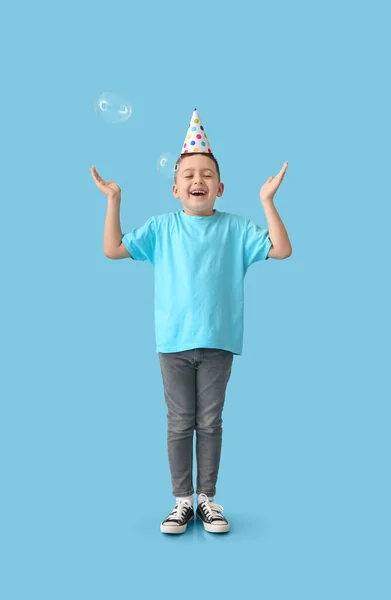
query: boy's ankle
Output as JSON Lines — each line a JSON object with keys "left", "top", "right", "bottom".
{"left": 197, "top": 493, "right": 215, "bottom": 504}
{"left": 176, "top": 495, "right": 193, "bottom": 506}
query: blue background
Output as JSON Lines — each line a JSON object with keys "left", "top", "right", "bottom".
{"left": 1, "top": 0, "right": 390, "bottom": 598}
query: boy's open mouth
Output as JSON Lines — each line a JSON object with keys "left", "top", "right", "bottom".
{"left": 190, "top": 190, "right": 207, "bottom": 196}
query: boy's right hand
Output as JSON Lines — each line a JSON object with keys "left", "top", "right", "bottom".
{"left": 90, "top": 166, "right": 121, "bottom": 198}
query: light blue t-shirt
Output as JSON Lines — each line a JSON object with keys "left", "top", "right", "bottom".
{"left": 122, "top": 209, "right": 272, "bottom": 355}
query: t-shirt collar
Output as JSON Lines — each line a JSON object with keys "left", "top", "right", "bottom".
{"left": 180, "top": 209, "right": 219, "bottom": 220}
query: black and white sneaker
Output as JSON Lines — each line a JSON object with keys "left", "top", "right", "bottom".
{"left": 160, "top": 500, "right": 194, "bottom": 534}
{"left": 196, "top": 494, "right": 230, "bottom": 533}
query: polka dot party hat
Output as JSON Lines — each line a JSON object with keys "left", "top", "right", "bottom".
{"left": 181, "top": 108, "right": 213, "bottom": 155}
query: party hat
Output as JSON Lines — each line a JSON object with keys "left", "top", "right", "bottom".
{"left": 181, "top": 108, "right": 213, "bottom": 154}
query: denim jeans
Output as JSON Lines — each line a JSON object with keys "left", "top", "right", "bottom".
{"left": 158, "top": 348, "right": 234, "bottom": 498}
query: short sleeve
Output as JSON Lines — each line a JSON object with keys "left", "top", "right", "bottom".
{"left": 122, "top": 216, "right": 156, "bottom": 264}
{"left": 244, "top": 219, "right": 272, "bottom": 270}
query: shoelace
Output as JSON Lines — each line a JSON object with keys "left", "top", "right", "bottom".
{"left": 166, "top": 501, "right": 192, "bottom": 522}
{"left": 201, "top": 498, "right": 225, "bottom": 521}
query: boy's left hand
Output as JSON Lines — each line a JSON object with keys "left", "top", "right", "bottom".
{"left": 260, "top": 161, "right": 288, "bottom": 204}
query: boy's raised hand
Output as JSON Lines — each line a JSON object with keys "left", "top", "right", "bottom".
{"left": 90, "top": 166, "right": 121, "bottom": 198}
{"left": 260, "top": 161, "right": 288, "bottom": 204}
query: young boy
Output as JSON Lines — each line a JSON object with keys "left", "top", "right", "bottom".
{"left": 91, "top": 109, "right": 292, "bottom": 535}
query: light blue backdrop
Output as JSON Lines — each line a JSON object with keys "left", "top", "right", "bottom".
{"left": 1, "top": 0, "right": 390, "bottom": 598}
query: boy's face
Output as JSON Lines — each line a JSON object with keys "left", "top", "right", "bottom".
{"left": 172, "top": 154, "right": 224, "bottom": 216}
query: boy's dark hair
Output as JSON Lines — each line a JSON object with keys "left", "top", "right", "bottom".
{"left": 174, "top": 153, "right": 221, "bottom": 182}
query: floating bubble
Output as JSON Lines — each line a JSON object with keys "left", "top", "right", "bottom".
{"left": 157, "top": 152, "right": 182, "bottom": 179}
{"left": 94, "top": 91, "right": 132, "bottom": 124}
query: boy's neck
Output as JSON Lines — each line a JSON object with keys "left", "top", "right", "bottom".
{"left": 182, "top": 208, "right": 216, "bottom": 217}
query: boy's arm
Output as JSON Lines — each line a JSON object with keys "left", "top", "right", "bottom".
{"left": 262, "top": 199, "right": 292, "bottom": 259}
{"left": 104, "top": 193, "right": 132, "bottom": 259}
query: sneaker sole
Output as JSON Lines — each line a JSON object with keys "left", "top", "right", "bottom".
{"left": 160, "top": 517, "right": 194, "bottom": 534}
{"left": 196, "top": 514, "right": 230, "bottom": 533}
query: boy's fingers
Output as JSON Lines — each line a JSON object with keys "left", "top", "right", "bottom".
{"left": 277, "top": 165, "right": 287, "bottom": 180}
{"left": 91, "top": 167, "right": 102, "bottom": 180}
{"left": 95, "top": 172, "right": 105, "bottom": 184}
{"left": 92, "top": 173, "right": 107, "bottom": 187}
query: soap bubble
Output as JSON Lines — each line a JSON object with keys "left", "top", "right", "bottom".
{"left": 157, "top": 152, "right": 182, "bottom": 179}
{"left": 94, "top": 91, "right": 132, "bottom": 124}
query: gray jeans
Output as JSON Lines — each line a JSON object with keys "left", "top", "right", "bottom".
{"left": 158, "top": 348, "right": 234, "bottom": 498}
